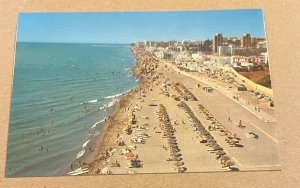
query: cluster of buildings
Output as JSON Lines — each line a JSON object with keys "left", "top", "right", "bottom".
{"left": 133, "top": 33, "right": 269, "bottom": 73}
{"left": 212, "top": 33, "right": 267, "bottom": 56}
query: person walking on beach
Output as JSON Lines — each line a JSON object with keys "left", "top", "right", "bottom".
{"left": 238, "top": 120, "right": 242, "bottom": 128}
{"left": 228, "top": 117, "right": 231, "bottom": 122}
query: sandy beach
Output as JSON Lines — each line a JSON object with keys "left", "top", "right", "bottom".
{"left": 78, "top": 47, "right": 279, "bottom": 175}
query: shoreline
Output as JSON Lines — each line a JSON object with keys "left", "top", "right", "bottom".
{"left": 83, "top": 46, "right": 147, "bottom": 174}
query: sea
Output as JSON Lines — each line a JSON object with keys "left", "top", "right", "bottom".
{"left": 6, "top": 42, "right": 138, "bottom": 177}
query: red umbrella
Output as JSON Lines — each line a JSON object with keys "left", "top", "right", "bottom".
{"left": 126, "top": 152, "right": 135, "bottom": 158}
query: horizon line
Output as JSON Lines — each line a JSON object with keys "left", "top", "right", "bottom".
{"left": 16, "top": 41, "right": 133, "bottom": 45}
{"left": 16, "top": 34, "right": 266, "bottom": 45}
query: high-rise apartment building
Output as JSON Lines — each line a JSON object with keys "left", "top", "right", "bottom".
{"left": 213, "top": 33, "right": 223, "bottom": 53}
{"left": 241, "top": 34, "right": 252, "bottom": 48}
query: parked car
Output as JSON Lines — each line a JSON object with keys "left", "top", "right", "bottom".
{"left": 256, "top": 93, "right": 265, "bottom": 99}
{"left": 237, "top": 85, "right": 247, "bottom": 91}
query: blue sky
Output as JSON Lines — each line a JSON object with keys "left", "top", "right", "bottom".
{"left": 17, "top": 9, "right": 266, "bottom": 43}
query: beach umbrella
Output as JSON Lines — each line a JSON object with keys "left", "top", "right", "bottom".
{"left": 169, "top": 143, "right": 178, "bottom": 147}
{"left": 163, "top": 124, "right": 171, "bottom": 127}
{"left": 225, "top": 160, "right": 235, "bottom": 167}
{"left": 207, "top": 142, "right": 217, "bottom": 147}
{"left": 167, "top": 133, "right": 174, "bottom": 136}
{"left": 196, "top": 127, "right": 205, "bottom": 131}
{"left": 208, "top": 139, "right": 216, "bottom": 143}
{"left": 216, "top": 150, "right": 226, "bottom": 156}
{"left": 171, "top": 157, "right": 182, "bottom": 161}
{"left": 168, "top": 140, "right": 177, "bottom": 144}
{"left": 170, "top": 148, "right": 179, "bottom": 152}
{"left": 207, "top": 138, "right": 216, "bottom": 142}
{"left": 170, "top": 153, "right": 180, "bottom": 157}
{"left": 169, "top": 145, "right": 179, "bottom": 149}
{"left": 173, "top": 161, "right": 184, "bottom": 166}
{"left": 168, "top": 139, "right": 177, "bottom": 143}
{"left": 226, "top": 134, "right": 235, "bottom": 139}
{"left": 170, "top": 152, "right": 180, "bottom": 157}
{"left": 164, "top": 125, "right": 172, "bottom": 129}
{"left": 163, "top": 128, "right": 171, "bottom": 132}
{"left": 230, "top": 139, "right": 239, "bottom": 144}
{"left": 164, "top": 127, "right": 173, "bottom": 131}
{"left": 169, "top": 142, "right": 178, "bottom": 146}
{"left": 206, "top": 136, "right": 214, "bottom": 140}
{"left": 201, "top": 131, "right": 210, "bottom": 136}
{"left": 174, "top": 166, "right": 186, "bottom": 173}
{"left": 170, "top": 148, "right": 180, "bottom": 152}
{"left": 170, "top": 146, "right": 179, "bottom": 150}
{"left": 170, "top": 146, "right": 178, "bottom": 149}
{"left": 168, "top": 141, "right": 177, "bottom": 145}
{"left": 212, "top": 145, "right": 222, "bottom": 151}
{"left": 126, "top": 152, "right": 135, "bottom": 158}
{"left": 167, "top": 135, "right": 176, "bottom": 139}
{"left": 164, "top": 132, "right": 173, "bottom": 136}
{"left": 220, "top": 155, "right": 230, "bottom": 163}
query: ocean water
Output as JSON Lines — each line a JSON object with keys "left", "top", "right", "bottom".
{"left": 6, "top": 42, "right": 138, "bottom": 177}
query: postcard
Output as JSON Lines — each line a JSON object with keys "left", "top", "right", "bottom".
{"left": 6, "top": 9, "right": 280, "bottom": 177}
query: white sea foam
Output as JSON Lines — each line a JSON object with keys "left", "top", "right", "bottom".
{"left": 107, "top": 101, "right": 116, "bottom": 108}
{"left": 91, "top": 118, "right": 106, "bottom": 129}
{"left": 105, "top": 89, "right": 131, "bottom": 99}
{"left": 105, "top": 93, "right": 123, "bottom": 99}
{"left": 76, "top": 149, "right": 85, "bottom": 159}
{"left": 88, "top": 99, "right": 98, "bottom": 103}
{"left": 82, "top": 139, "right": 91, "bottom": 148}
